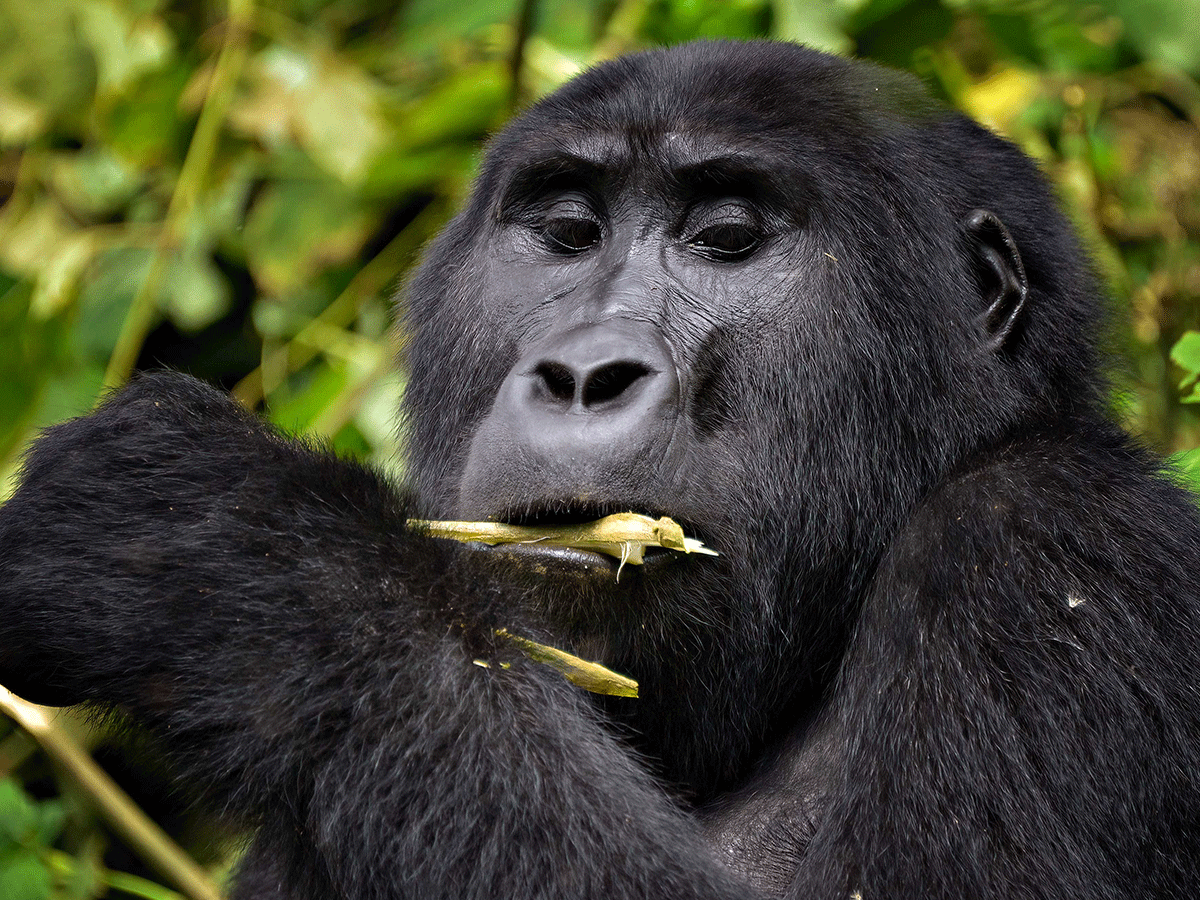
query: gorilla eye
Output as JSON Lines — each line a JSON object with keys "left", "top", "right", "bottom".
{"left": 539, "top": 195, "right": 603, "bottom": 254}
{"left": 691, "top": 224, "right": 762, "bottom": 261}
{"left": 544, "top": 218, "right": 602, "bottom": 253}
{"left": 686, "top": 201, "right": 764, "bottom": 262}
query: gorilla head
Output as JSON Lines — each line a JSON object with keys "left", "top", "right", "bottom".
{"left": 399, "top": 41, "right": 1103, "bottom": 790}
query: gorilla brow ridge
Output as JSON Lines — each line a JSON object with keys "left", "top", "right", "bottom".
{"left": 496, "top": 138, "right": 813, "bottom": 231}
{"left": 496, "top": 153, "right": 613, "bottom": 222}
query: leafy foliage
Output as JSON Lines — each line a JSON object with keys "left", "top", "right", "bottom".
{"left": 0, "top": 779, "right": 61, "bottom": 900}
{"left": 0, "top": 0, "right": 1198, "bottom": 896}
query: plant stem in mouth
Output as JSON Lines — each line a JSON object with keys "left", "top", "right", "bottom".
{"left": 410, "top": 512, "right": 717, "bottom": 567}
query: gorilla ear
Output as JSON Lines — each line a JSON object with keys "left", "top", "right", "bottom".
{"left": 965, "top": 209, "right": 1028, "bottom": 352}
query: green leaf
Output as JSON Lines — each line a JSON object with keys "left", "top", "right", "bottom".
{"left": 0, "top": 0, "right": 94, "bottom": 118}
{"left": 73, "top": 248, "right": 147, "bottom": 360}
{"left": 393, "top": 64, "right": 509, "bottom": 150}
{"left": 0, "top": 89, "right": 47, "bottom": 145}
{"left": 0, "top": 277, "right": 42, "bottom": 445}
{"left": 33, "top": 801, "right": 64, "bottom": 847}
{"left": 185, "top": 155, "right": 258, "bottom": 251}
{"left": 72, "top": 0, "right": 174, "bottom": 98}
{"left": 848, "top": 0, "right": 954, "bottom": 71}
{"left": 771, "top": 0, "right": 851, "bottom": 53}
{"left": 1171, "top": 448, "right": 1200, "bottom": 496}
{"left": 394, "top": 0, "right": 523, "bottom": 50}
{"left": 0, "top": 779, "right": 37, "bottom": 848}
{"left": 267, "top": 363, "right": 349, "bottom": 432}
{"left": 364, "top": 146, "right": 476, "bottom": 201}
{"left": 0, "top": 851, "right": 52, "bottom": 900}
{"left": 243, "top": 176, "right": 377, "bottom": 295}
{"left": 47, "top": 147, "right": 144, "bottom": 218}
{"left": 161, "top": 251, "right": 231, "bottom": 333}
{"left": 0, "top": 198, "right": 98, "bottom": 318}
{"left": 645, "top": 0, "right": 772, "bottom": 43}
{"left": 231, "top": 46, "right": 390, "bottom": 185}
{"left": 1171, "top": 332, "right": 1200, "bottom": 396}
{"left": 1098, "top": 0, "right": 1200, "bottom": 74}
{"left": 32, "top": 363, "right": 107, "bottom": 430}
{"left": 100, "top": 61, "right": 192, "bottom": 167}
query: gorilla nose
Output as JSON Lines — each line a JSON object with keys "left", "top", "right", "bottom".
{"left": 514, "top": 322, "right": 679, "bottom": 445}
{"left": 528, "top": 326, "right": 669, "bottom": 413}
{"left": 458, "top": 320, "right": 681, "bottom": 511}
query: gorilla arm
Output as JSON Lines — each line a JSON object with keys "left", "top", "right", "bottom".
{"left": 790, "top": 439, "right": 1200, "bottom": 900}
{"left": 0, "top": 372, "right": 754, "bottom": 900}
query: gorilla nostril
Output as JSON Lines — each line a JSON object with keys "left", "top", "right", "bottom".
{"left": 535, "top": 362, "right": 576, "bottom": 403}
{"left": 519, "top": 322, "right": 676, "bottom": 417}
{"left": 583, "top": 362, "right": 652, "bottom": 406}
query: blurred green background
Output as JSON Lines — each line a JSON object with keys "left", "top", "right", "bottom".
{"left": 1, "top": 0, "right": 1199, "bottom": 897}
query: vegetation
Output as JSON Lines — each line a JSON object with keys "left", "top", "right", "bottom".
{"left": 1, "top": 0, "right": 1198, "bottom": 896}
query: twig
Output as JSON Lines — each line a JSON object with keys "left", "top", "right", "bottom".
{"left": 508, "top": 0, "right": 539, "bottom": 109}
{"left": 230, "top": 197, "right": 447, "bottom": 409}
{"left": 0, "top": 684, "right": 223, "bottom": 900}
{"left": 102, "top": 0, "right": 256, "bottom": 393}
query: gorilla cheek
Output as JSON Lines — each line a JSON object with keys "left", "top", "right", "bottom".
{"left": 456, "top": 318, "right": 685, "bottom": 517}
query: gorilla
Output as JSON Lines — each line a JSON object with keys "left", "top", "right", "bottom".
{"left": 3, "top": 40, "right": 1200, "bottom": 900}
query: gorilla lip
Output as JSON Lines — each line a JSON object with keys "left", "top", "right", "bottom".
{"left": 468, "top": 540, "right": 689, "bottom": 581}
{"left": 473, "top": 540, "right": 625, "bottom": 569}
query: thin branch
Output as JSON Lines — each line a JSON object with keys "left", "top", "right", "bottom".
{"left": 231, "top": 197, "right": 447, "bottom": 409}
{"left": 0, "top": 684, "right": 223, "bottom": 900}
{"left": 102, "top": 0, "right": 256, "bottom": 393}
{"left": 508, "top": 0, "right": 539, "bottom": 110}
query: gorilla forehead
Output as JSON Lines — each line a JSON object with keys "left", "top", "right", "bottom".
{"left": 552, "top": 42, "right": 931, "bottom": 129}
{"left": 487, "top": 41, "right": 944, "bottom": 180}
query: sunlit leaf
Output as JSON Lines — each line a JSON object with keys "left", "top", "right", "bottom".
{"left": 771, "top": 0, "right": 850, "bottom": 53}
{"left": 0, "top": 89, "right": 47, "bottom": 145}
{"left": 1171, "top": 332, "right": 1200, "bottom": 389}
{"left": 243, "top": 175, "right": 378, "bottom": 295}
{"left": 0, "top": 198, "right": 98, "bottom": 318}
{"left": 0, "top": 0, "right": 94, "bottom": 117}
{"left": 1172, "top": 332, "right": 1200, "bottom": 404}
{"left": 161, "top": 251, "right": 232, "bottom": 332}
{"left": 1172, "top": 448, "right": 1200, "bottom": 495}
{"left": 230, "top": 46, "right": 390, "bottom": 185}
{"left": 47, "top": 147, "right": 144, "bottom": 218}
{"left": 960, "top": 67, "right": 1040, "bottom": 135}
{"left": 72, "top": 0, "right": 174, "bottom": 97}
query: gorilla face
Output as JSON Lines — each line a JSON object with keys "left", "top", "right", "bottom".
{"left": 454, "top": 132, "right": 811, "bottom": 555}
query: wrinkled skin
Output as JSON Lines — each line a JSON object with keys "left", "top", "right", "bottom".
{"left": 4, "top": 41, "right": 1200, "bottom": 900}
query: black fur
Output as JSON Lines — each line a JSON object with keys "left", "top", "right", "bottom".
{"left": 3, "top": 41, "right": 1200, "bottom": 899}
